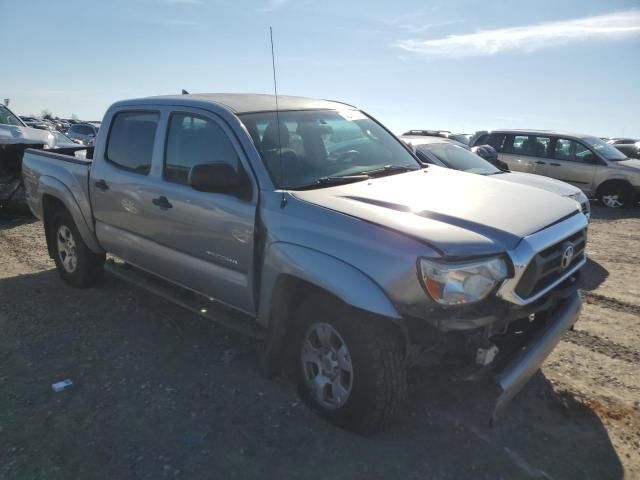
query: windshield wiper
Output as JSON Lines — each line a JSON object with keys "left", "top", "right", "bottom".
{"left": 358, "top": 164, "right": 417, "bottom": 177}
{"left": 292, "top": 175, "right": 370, "bottom": 190}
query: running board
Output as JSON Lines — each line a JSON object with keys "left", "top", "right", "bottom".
{"left": 104, "top": 260, "right": 266, "bottom": 340}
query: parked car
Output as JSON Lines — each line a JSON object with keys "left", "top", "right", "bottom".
{"left": 23, "top": 93, "right": 586, "bottom": 433}
{"left": 66, "top": 122, "right": 99, "bottom": 145}
{"left": 470, "top": 130, "right": 640, "bottom": 208}
{"left": 401, "top": 136, "right": 590, "bottom": 218}
{"left": 19, "top": 116, "right": 53, "bottom": 131}
{"left": 614, "top": 143, "right": 640, "bottom": 160}
{"left": 403, "top": 129, "right": 471, "bottom": 146}
{"left": 606, "top": 137, "right": 639, "bottom": 145}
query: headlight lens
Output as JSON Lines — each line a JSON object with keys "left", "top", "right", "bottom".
{"left": 419, "top": 257, "right": 508, "bottom": 305}
{"left": 567, "top": 192, "right": 590, "bottom": 218}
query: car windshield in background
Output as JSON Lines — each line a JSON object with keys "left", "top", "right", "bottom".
{"left": 448, "top": 134, "right": 470, "bottom": 145}
{"left": 239, "top": 109, "right": 420, "bottom": 189}
{"left": 419, "top": 143, "right": 499, "bottom": 175}
{"left": 0, "top": 106, "right": 24, "bottom": 127}
{"left": 582, "top": 136, "right": 627, "bottom": 161}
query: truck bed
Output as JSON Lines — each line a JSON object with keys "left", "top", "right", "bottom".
{"left": 21, "top": 147, "right": 95, "bottom": 227}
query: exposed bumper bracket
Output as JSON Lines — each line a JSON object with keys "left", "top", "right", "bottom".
{"left": 491, "top": 290, "right": 581, "bottom": 424}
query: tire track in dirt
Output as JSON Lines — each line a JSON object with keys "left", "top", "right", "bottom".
{"left": 582, "top": 291, "right": 640, "bottom": 316}
{"left": 564, "top": 329, "right": 640, "bottom": 364}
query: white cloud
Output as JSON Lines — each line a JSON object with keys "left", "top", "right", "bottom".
{"left": 395, "top": 10, "right": 640, "bottom": 58}
{"left": 259, "top": 0, "right": 289, "bottom": 13}
{"left": 398, "top": 19, "right": 466, "bottom": 34}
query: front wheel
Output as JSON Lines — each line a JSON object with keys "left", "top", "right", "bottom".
{"left": 51, "top": 209, "right": 105, "bottom": 287}
{"left": 599, "top": 183, "right": 632, "bottom": 208}
{"left": 295, "top": 295, "right": 407, "bottom": 434}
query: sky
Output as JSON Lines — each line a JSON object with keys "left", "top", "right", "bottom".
{"left": 3, "top": 0, "right": 640, "bottom": 137}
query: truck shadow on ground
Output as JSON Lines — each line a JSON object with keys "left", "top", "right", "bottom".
{"left": 579, "top": 257, "right": 609, "bottom": 291}
{"left": 0, "top": 269, "right": 624, "bottom": 480}
{"left": 0, "top": 212, "right": 36, "bottom": 231}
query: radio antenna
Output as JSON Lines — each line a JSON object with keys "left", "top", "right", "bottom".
{"left": 270, "top": 26, "right": 287, "bottom": 207}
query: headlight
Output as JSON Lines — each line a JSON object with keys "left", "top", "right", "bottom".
{"left": 567, "top": 192, "right": 590, "bottom": 218}
{"left": 419, "top": 256, "right": 508, "bottom": 305}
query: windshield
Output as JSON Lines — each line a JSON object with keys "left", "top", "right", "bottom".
{"left": 418, "top": 143, "right": 500, "bottom": 175}
{"left": 0, "top": 106, "right": 25, "bottom": 127}
{"left": 239, "top": 109, "right": 420, "bottom": 189}
{"left": 53, "top": 131, "right": 74, "bottom": 144}
{"left": 448, "top": 133, "right": 470, "bottom": 145}
{"left": 582, "top": 136, "right": 627, "bottom": 161}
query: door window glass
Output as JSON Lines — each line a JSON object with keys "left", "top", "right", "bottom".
{"left": 164, "top": 113, "right": 239, "bottom": 185}
{"left": 511, "top": 135, "right": 550, "bottom": 157}
{"left": 552, "top": 138, "right": 594, "bottom": 163}
{"left": 106, "top": 111, "right": 159, "bottom": 174}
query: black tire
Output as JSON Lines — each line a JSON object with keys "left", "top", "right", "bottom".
{"left": 294, "top": 294, "right": 407, "bottom": 434}
{"left": 598, "top": 182, "right": 632, "bottom": 208}
{"left": 50, "top": 209, "right": 105, "bottom": 287}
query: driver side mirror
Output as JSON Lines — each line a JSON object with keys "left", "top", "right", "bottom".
{"left": 188, "top": 162, "right": 250, "bottom": 197}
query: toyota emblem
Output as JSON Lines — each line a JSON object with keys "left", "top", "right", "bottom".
{"left": 560, "top": 243, "right": 574, "bottom": 270}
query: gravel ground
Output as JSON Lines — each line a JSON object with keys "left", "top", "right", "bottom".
{"left": 1, "top": 204, "right": 639, "bottom": 480}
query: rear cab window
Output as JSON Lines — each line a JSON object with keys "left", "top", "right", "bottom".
{"left": 106, "top": 111, "right": 160, "bottom": 174}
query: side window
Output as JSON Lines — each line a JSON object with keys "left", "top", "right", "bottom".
{"left": 164, "top": 113, "right": 239, "bottom": 185}
{"left": 511, "top": 135, "right": 550, "bottom": 157}
{"left": 552, "top": 138, "right": 594, "bottom": 163}
{"left": 475, "top": 134, "right": 489, "bottom": 145}
{"left": 486, "top": 133, "right": 506, "bottom": 152}
{"left": 106, "top": 111, "right": 159, "bottom": 174}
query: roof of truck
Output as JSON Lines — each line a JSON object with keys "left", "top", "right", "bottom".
{"left": 124, "top": 93, "right": 357, "bottom": 114}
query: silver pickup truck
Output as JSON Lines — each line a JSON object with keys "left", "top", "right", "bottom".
{"left": 22, "top": 94, "right": 587, "bottom": 433}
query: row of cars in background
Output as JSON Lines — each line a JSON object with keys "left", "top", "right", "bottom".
{"left": 18, "top": 113, "right": 101, "bottom": 147}
{"left": 403, "top": 129, "right": 640, "bottom": 209}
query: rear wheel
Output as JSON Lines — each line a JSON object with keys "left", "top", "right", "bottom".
{"left": 295, "top": 295, "right": 407, "bottom": 434}
{"left": 599, "top": 182, "right": 632, "bottom": 208}
{"left": 51, "top": 209, "right": 105, "bottom": 287}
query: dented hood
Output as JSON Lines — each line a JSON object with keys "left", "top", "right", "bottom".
{"left": 291, "top": 166, "right": 580, "bottom": 257}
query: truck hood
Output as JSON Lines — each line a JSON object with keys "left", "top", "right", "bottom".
{"left": 291, "top": 166, "right": 580, "bottom": 257}
{"left": 0, "top": 124, "right": 54, "bottom": 147}
{"left": 491, "top": 171, "right": 580, "bottom": 196}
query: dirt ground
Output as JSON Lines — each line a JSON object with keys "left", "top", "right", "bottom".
{"left": 1, "top": 205, "right": 639, "bottom": 480}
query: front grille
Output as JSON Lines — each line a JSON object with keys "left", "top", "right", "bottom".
{"left": 515, "top": 229, "right": 586, "bottom": 299}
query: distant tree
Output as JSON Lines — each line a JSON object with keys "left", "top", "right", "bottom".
{"left": 41, "top": 110, "right": 54, "bottom": 120}
{"left": 71, "top": 113, "right": 79, "bottom": 121}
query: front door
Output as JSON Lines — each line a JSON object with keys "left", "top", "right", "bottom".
{"left": 534, "top": 137, "right": 598, "bottom": 194}
{"left": 141, "top": 110, "right": 258, "bottom": 314}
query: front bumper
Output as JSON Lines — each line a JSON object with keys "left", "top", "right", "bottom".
{"left": 492, "top": 289, "right": 580, "bottom": 421}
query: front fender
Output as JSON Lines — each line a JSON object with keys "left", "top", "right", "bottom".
{"left": 257, "top": 242, "right": 401, "bottom": 328}
{"left": 38, "top": 176, "right": 104, "bottom": 254}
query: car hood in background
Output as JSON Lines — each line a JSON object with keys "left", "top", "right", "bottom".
{"left": 490, "top": 171, "right": 580, "bottom": 196}
{"left": 0, "top": 124, "right": 53, "bottom": 147}
{"left": 292, "top": 166, "right": 580, "bottom": 257}
{"left": 616, "top": 158, "right": 640, "bottom": 171}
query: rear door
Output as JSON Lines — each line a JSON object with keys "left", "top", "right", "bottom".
{"left": 90, "top": 109, "right": 164, "bottom": 267}
{"left": 534, "top": 137, "right": 598, "bottom": 194}
{"left": 141, "top": 108, "right": 258, "bottom": 314}
{"left": 500, "top": 134, "right": 551, "bottom": 173}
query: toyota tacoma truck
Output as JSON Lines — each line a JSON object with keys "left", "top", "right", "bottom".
{"left": 22, "top": 94, "right": 587, "bottom": 433}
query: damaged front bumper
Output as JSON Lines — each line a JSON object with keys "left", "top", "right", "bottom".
{"left": 406, "top": 274, "right": 581, "bottom": 420}
{"left": 492, "top": 289, "right": 580, "bottom": 422}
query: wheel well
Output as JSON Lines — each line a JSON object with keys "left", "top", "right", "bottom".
{"left": 260, "top": 275, "right": 406, "bottom": 378}
{"left": 595, "top": 179, "right": 633, "bottom": 198}
{"left": 42, "top": 195, "right": 68, "bottom": 258}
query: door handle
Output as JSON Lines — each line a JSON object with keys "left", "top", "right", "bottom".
{"left": 94, "top": 179, "right": 109, "bottom": 191}
{"left": 152, "top": 196, "right": 173, "bottom": 209}
{"left": 549, "top": 162, "right": 561, "bottom": 167}
{"left": 535, "top": 161, "right": 546, "bottom": 165}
